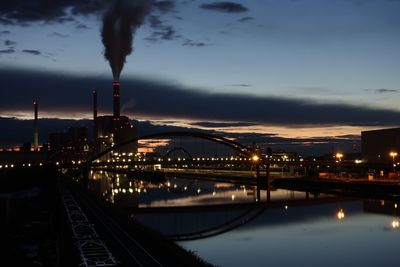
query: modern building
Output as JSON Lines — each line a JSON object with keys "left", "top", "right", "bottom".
{"left": 361, "top": 128, "right": 400, "bottom": 164}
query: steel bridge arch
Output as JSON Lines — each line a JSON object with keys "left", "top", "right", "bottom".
{"left": 163, "top": 147, "right": 193, "bottom": 159}
{"left": 91, "top": 131, "right": 253, "bottom": 163}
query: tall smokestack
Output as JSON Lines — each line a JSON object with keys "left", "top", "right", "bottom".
{"left": 92, "top": 90, "right": 98, "bottom": 140}
{"left": 33, "top": 100, "right": 39, "bottom": 151}
{"left": 113, "top": 81, "right": 120, "bottom": 118}
{"left": 93, "top": 89, "right": 97, "bottom": 120}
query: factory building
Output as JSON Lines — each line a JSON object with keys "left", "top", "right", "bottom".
{"left": 49, "top": 126, "right": 90, "bottom": 163}
{"left": 361, "top": 128, "right": 400, "bottom": 164}
{"left": 94, "top": 115, "right": 138, "bottom": 154}
{"left": 92, "top": 81, "right": 138, "bottom": 156}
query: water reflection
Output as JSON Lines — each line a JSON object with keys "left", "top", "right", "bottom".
{"left": 87, "top": 170, "right": 400, "bottom": 266}
{"left": 181, "top": 200, "right": 400, "bottom": 267}
{"left": 89, "top": 170, "right": 310, "bottom": 208}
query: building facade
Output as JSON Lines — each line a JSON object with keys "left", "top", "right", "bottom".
{"left": 361, "top": 128, "right": 400, "bottom": 164}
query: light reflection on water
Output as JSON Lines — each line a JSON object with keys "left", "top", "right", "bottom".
{"left": 180, "top": 200, "right": 400, "bottom": 267}
{"left": 88, "top": 171, "right": 400, "bottom": 266}
{"left": 89, "top": 171, "right": 308, "bottom": 208}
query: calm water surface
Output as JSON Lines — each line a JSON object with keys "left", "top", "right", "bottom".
{"left": 89, "top": 171, "right": 400, "bottom": 267}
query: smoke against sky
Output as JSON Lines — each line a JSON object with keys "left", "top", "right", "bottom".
{"left": 101, "top": 0, "right": 153, "bottom": 81}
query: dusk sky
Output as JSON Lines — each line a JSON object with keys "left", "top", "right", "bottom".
{"left": 1, "top": 0, "right": 400, "bottom": 154}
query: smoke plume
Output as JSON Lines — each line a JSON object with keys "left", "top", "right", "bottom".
{"left": 101, "top": 0, "right": 152, "bottom": 81}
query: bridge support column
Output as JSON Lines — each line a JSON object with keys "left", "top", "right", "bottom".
{"left": 256, "top": 163, "right": 261, "bottom": 202}
{"left": 265, "top": 163, "right": 271, "bottom": 202}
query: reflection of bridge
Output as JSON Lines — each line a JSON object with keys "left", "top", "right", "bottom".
{"left": 132, "top": 196, "right": 343, "bottom": 241}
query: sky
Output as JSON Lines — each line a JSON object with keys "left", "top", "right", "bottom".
{"left": 1, "top": 0, "right": 400, "bottom": 155}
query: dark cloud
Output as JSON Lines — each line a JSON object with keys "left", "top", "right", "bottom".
{"left": 151, "top": 25, "right": 180, "bottom": 41}
{"left": 0, "top": 30, "right": 11, "bottom": 35}
{"left": 75, "top": 22, "right": 89, "bottom": 30}
{"left": 0, "top": 0, "right": 106, "bottom": 25}
{"left": 238, "top": 16, "right": 254, "bottom": 22}
{"left": 365, "top": 88, "right": 398, "bottom": 94}
{"left": 200, "top": 2, "right": 248, "bottom": 13}
{"left": 146, "top": 16, "right": 204, "bottom": 46}
{"left": 4, "top": 39, "right": 16, "bottom": 46}
{"left": 21, "top": 49, "right": 41, "bottom": 55}
{"left": 51, "top": 32, "right": 69, "bottom": 38}
{"left": 153, "top": 1, "right": 176, "bottom": 13}
{"left": 191, "top": 122, "right": 259, "bottom": 128}
{"left": 146, "top": 16, "right": 181, "bottom": 42}
{"left": 227, "top": 84, "right": 252, "bottom": 87}
{"left": 0, "top": 48, "right": 15, "bottom": 54}
{"left": 1, "top": 68, "right": 400, "bottom": 127}
{"left": 148, "top": 15, "right": 163, "bottom": 28}
{"left": 0, "top": 17, "right": 14, "bottom": 25}
{"left": 56, "top": 16, "right": 75, "bottom": 23}
{"left": 182, "top": 39, "right": 207, "bottom": 47}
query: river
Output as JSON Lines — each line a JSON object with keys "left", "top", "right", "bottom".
{"left": 88, "top": 170, "right": 400, "bottom": 267}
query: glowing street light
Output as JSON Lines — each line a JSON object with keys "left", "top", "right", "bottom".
{"left": 336, "top": 153, "right": 343, "bottom": 162}
{"left": 390, "top": 151, "right": 397, "bottom": 173}
{"left": 336, "top": 153, "right": 343, "bottom": 177}
{"left": 252, "top": 154, "right": 260, "bottom": 162}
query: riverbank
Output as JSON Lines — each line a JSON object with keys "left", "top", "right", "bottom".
{"left": 1, "top": 166, "right": 214, "bottom": 266}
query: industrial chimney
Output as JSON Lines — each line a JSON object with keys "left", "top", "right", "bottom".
{"left": 33, "top": 100, "right": 39, "bottom": 151}
{"left": 113, "top": 81, "right": 120, "bottom": 118}
{"left": 93, "top": 89, "right": 97, "bottom": 120}
{"left": 92, "top": 90, "right": 98, "bottom": 140}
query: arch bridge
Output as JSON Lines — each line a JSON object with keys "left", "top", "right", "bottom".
{"left": 91, "top": 131, "right": 259, "bottom": 163}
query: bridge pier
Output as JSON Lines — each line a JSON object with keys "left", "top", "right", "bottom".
{"left": 81, "top": 166, "right": 89, "bottom": 188}
{"left": 256, "top": 163, "right": 261, "bottom": 202}
{"left": 265, "top": 162, "right": 271, "bottom": 203}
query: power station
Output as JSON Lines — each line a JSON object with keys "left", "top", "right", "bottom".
{"left": 93, "top": 81, "right": 138, "bottom": 155}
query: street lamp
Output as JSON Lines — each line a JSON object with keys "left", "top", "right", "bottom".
{"left": 252, "top": 154, "right": 260, "bottom": 162}
{"left": 390, "top": 151, "right": 397, "bottom": 173}
{"left": 336, "top": 153, "right": 343, "bottom": 178}
{"left": 336, "top": 153, "right": 343, "bottom": 162}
